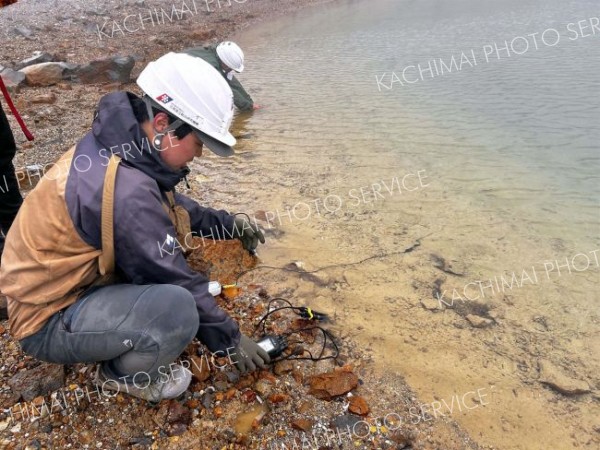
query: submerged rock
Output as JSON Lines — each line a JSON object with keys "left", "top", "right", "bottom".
{"left": 431, "top": 253, "right": 466, "bottom": 276}
{"left": 538, "top": 360, "right": 590, "bottom": 396}
{"left": 421, "top": 297, "right": 442, "bottom": 311}
{"left": 466, "top": 314, "right": 494, "bottom": 328}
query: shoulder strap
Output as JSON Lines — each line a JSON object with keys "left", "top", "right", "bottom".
{"left": 165, "top": 191, "right": 176, "bottom": 207}
{"left": 98, "top": 154, "right": 121, "bottom": 276}
{"left": 163, "top": 190, "right": 177, "bottom": 221}
{"left": 161, "top": 190, "right": 194, "bottom": 255}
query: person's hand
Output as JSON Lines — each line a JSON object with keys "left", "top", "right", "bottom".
{"left": 230, "top": 334, "right": 270, "bottom": 373}
{"left": 233, "top": 216, "right": 265, "bottom": 253}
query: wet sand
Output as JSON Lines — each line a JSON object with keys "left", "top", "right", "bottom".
{"left": 211, "top": 2, "right": 599, "bottom": 446}
{"left": 204, "top": 124, "right": 599, "bottom": 449}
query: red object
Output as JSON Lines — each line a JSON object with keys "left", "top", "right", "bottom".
{"left": 0, "top": 74, "right": 34, "bottom": 141}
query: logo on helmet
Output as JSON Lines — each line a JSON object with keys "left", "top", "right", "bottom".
{"left": 156, "top": 94, "right": 173, "bottom": 104}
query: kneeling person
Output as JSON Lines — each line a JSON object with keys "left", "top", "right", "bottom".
{"left": 0, "top": 53, "right": 268, "bottom": 403}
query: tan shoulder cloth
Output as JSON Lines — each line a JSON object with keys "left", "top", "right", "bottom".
{"left": 95, "top": 154, "right": 121, "bottom": 285}
{"left": 163, "top": 190, "right": 193, "bottom": 255}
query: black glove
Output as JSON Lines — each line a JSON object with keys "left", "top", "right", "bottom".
{"left": 230, "top": 334, "right": 270, "bottom": 373}
{"left": 233, "top": 216, "right": 265, "bottom": 253}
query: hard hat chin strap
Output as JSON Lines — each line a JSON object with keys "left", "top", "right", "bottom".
{"left": 142, "top": 96, "right": 184, "bottom": 150}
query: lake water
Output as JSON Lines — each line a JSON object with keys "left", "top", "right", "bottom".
{"left": 222, "top": 0, "right": 599, "bottom": 448}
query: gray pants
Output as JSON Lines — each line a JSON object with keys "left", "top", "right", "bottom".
{"left": 20, "top": 284, "right": 199, "bottom": 382}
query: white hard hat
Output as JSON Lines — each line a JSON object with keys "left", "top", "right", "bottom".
{"left": 216, "top": 41, "right": 245, "bottom": 73}
{"left": 137, "top": 52, "right": 236, "bottom": 157}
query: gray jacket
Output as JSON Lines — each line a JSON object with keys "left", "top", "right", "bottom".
{"left": 65, "top": 91, "right": 241, "bottom": 352}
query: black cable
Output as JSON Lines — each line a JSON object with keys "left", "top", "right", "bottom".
{"left": 253, "top": 298, "right": 339, "bottom": 363}
{"left": 277, "top": 326, "right": 339, "bottom": 362}
{"left": 234, "top": 237, "right": 427, "bottom": 284}
{"left": 254, "top": 298, "right": 300, "bottom": 335}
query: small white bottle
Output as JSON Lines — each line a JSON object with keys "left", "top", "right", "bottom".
{"left": 208, "top": 281, "right": 222, "bottom": 296}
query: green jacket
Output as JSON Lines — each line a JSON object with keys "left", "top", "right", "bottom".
{"left": 184, "top": 45, "right": 254, "bottom": 112}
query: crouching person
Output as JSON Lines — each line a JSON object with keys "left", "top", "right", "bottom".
{"left": 0, "top": 53, "right": 269, "bottom": 403}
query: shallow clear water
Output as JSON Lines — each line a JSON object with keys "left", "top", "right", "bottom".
{"left": 227, "top": 0, "right": 599, "bottom": 448}
{"left": 240, "top": 0, "right": 598, "bottom": 246}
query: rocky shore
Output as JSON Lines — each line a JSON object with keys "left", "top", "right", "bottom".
{"left": 0, "top": 240, "right": 484, "bottom": 450}
{"left": 0, "top": 0, "right": 336, "bottom": 169}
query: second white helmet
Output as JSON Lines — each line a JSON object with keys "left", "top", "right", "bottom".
{"left": 216, "top": 41, "right": 245, "bottom": 73}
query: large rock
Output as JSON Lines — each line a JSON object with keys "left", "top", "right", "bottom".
{"left": 8, "top": 363, "right": 65, "bottom": 402}
{"left": 67, "top": 56, "right": 135, "bottom": 84}
{"left": 20, "top": 62, "right": 74, "bottom": 86}
{"left": 15, "top": 51, "right": 56, "bottom": 70}
{"left": 0, "top": 68, "right": 26, "bottom": 90}
{"left": 308, "top": 367, "right": 358, "bottom": 400}
{"left": 539, "top": 360, "right": 590, "bottom": 396}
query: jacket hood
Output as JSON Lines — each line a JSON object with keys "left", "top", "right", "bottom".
{"left": 91, "top": 91, "right": 188, "bottom": 191}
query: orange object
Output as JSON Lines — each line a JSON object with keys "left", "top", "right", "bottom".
{"left": 0, "top": 0, "right": 17, "bottom": 8}
{"left": 222, "top": 285, "right": 240, "bottom": 299}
